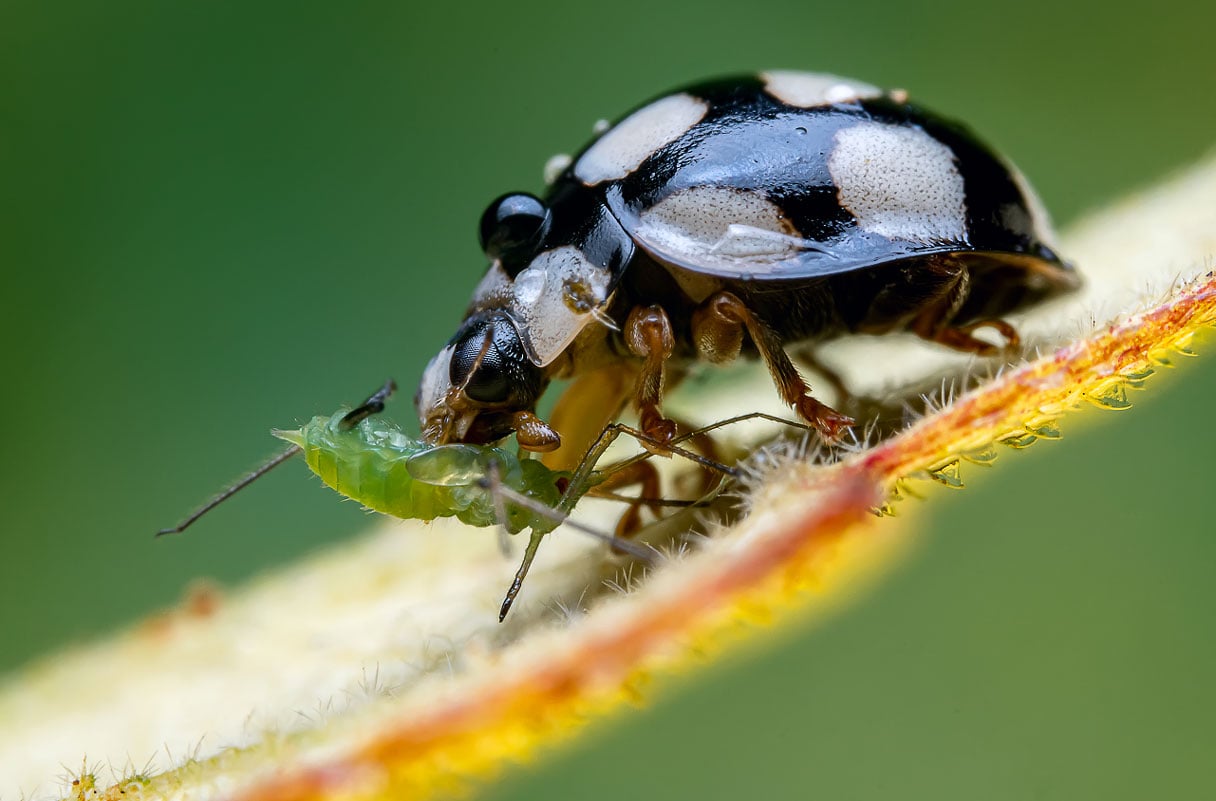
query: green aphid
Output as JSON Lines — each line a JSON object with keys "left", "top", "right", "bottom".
{"left": 275, "top": 408, "right": 613, "bottom": 618}
{"left": 159, "top": 382, "right": 780, "bottom": 619}
{"left": 158, "top": 381, "right": 666, "bottom": 620}
{"left": 274, "top": 410, "right": 570, "bottom": 534}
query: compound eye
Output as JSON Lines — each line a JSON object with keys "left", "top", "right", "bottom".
{"left": 478, "top": 192, "right": 550, "bottom": 277}
{"left": 450, "top": 324, "right": 512, "bottom": 405}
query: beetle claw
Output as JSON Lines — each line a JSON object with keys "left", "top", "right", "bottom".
{"left": 796, "top": 395, "right": 855, "bottom": 441}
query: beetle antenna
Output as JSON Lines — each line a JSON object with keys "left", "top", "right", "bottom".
{"left": 156, "top": 445, "right": 301, "bottom": 536}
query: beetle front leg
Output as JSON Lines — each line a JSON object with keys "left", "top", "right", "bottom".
{"left": 692, "top": 291, "right": 854, "bottom": 441}
{"left": 624, "top": 305, "right": 678, "bottom": 445}
{"left": 510, "top": 411, "right": 562, "bottom": 452}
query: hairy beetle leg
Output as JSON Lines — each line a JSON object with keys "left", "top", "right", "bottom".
{"left": 591, "top": 460, "right": 664, "bottom": 542}
{"left": 908, "top": 256, "right": 1022, "bottom": 357}
{"left": 624, "top": 305, "right": 679, "bottom": 447}
{"left": 510, "top": 410, "right": 562, "bottom": 452}
{"left": 791, "top": 346, "right": 853, "bottom": 408}
{"left": 924, "top": 319, "right": 1021, "bottom": 356}
{"left": 692, "top": 291, "right": 854, "bottom": 441}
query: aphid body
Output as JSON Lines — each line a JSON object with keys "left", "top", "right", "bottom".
{"left": 273, "top": 406, "right": 664, "bottom": 618}
{"left": 417, "top": 71, "right": 1079, "bottom": 464}
{"left": 159, "top": 381, "right": 677, "bottom": 620}
{"left": 274, "top": 410, "right": 568, "bottom": 534}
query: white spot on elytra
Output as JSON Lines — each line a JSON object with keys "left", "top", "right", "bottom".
{"left": 761, "top": 71, "right": 882, "bottom": 108}
{"left": 828, "top": 122, "right": 967, "bottom": 242}
{"left": 635, "top": 187, "right": 804, "bottom": 271}
{"left": 592, "top": 119, "right": 611, "bottom": 134}
{"left": 574, "top": 94, "right": 708, "bottom": 185}
{"left": 543, "top": 153, "right": 572, "bottom": 185}
{"left": 1007, "top": 161, "right": 1059, "bottom": 249}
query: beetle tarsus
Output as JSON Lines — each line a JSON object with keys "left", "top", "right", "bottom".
{"left": 796, "top": 395, "right": 855, "bottom": 442}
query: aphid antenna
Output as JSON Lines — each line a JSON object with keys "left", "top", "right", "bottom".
{"left": 158, "top": 379, "right": 399, "bottom": 537}
{"left": 590, "top": 411, "right": 817, "bottom": 485}
{"left": 562, "top": 422, "right": 743, "bottom": 518}
{"left": 155, "top": 444, "right": 301, "bottom": 537}
{"left": 484, "top": 460, "right": 514, "bottom": 557}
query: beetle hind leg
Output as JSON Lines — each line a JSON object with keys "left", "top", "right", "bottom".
{"left": 909, "top": 258, "right": 1022, "bottom": 357}
{"left": 922, "top": 318, "right": 1021, "bottom": 356}
{"left": 692, "top": 291, "right": 854, "bottom": 441}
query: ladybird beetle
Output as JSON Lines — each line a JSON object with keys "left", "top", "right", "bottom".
{"left": 416, "top": 71, "right": 1078, "bottom": 468}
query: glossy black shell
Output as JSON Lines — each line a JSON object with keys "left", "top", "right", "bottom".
{"left": 547, "top": 74, "right": 1070, "bottom": 285}
{"left": 454, "top": 72, "right": 1076, "bottom": 373}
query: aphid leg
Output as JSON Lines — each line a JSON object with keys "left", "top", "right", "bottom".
{"left": 591, "top": 411, "right": 818, "bottom": 493}
{"left": 581, "top": 410, "right": 820, "bottom": 533}
{"left": 487, "top": 479, "right": 657, "bottom": 622}
{"left": 499, "top": 411, "right": 816, "bottom": 620}
{"left": 908, "top": 257, "right": 1021, "bottom": 356}
{"left": 339, "top": 379, "right": 397, "bottom": 429}
{"left": 665, "top": 412, "right": 729, "bottom": 495}
{"left": 564, "top": 420, "right": 742, "bottom": 518}
{"left": 484, "top": 459, "right": 514, "bottom": 557}
{"left": 692, "top": 291, "right": 854, "bottom": 441}
{"left": 624, "top": 305, "right": 678, "bottom": 446}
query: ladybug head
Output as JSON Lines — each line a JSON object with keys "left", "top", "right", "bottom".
{"left": 415, "top": 312, "right": 552, "bottom": 449}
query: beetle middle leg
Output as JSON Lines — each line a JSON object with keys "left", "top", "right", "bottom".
{"left": 624, "top": 305, "right": 679, "bottom": 445}
{"left": 691, "top": 291, "right": 854, "bottom": 440}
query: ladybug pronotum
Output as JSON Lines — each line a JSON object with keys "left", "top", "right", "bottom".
{"left": 416, "top": 71, "right": 1078, "bottom": 467}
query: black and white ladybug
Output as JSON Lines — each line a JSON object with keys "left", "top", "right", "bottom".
{"left": 416, "top": 71, "right": 1078, "bottom": 465}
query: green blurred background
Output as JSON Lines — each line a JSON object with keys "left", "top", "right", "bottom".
{"left": 3, "top": 0, "right": 1215, "bottom": 797}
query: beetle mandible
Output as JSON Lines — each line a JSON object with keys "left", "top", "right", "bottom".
{"left": 416, "top": 71, "right": 1078, "bottom": 468}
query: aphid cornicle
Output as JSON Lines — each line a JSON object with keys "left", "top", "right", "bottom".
{"left": 417, "top": 71, "right": 1078, "bottom": 467}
